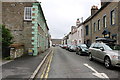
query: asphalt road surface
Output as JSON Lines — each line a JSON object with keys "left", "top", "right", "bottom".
{"left": 47, "top": 47, "right": 120, "bottom": 79}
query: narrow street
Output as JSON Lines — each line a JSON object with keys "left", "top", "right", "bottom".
{"left": 40, "top": 47, "right": 120, "bottom": 79}
{"left": 1, "top": 1, "right": 120, "bottom": 80}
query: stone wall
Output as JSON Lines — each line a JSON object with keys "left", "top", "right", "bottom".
{"left": 2, "top": 2, "right": 34, "bottom": 51}
{"left": 10, "top": 44, "right": 24, "bottom": 59}
{"left": 84, "top": 20, "right": 92, "bottom": 45}
{"left": 0, "top": 1, "right": 2, "bottom": 24}
{"left": 23, "top": 21, "right": 33, "bottom": 51}
{"left": 91, "top": 2, "right": 119, "bottom": 44}
{"left": 118, "top": 1, "right": 120, "bottom": 44}
{"left": 84, "top": 2, "right": 120, "bottom": 45}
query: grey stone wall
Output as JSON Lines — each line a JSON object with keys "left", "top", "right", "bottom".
{"left": 0, "top": 1, "right": 2, "bottom": 24}
{"left": 91, "top": 2, "right": 119, "bottom": 44}
{"left": 118, "top": 1, "right": 120, "bottom": 44}
{"left": 84, "top": 20, "right": 92, "bottom": 45}
{"left": 2, "top": 2, "right": 34, "bottom": 51}
{"left": 23, "top": 21, "right": 33, "bottom": 51}
{"left": 84, "top": 2, "right": 120, "bottom": 44}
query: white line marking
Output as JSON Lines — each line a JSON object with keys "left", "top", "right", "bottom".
{"left": 0, "top": 60, "right": 13, "bottom": 66}
{"left": 84, "top": 63, "right": 98, "bottom": 73}
{"left": 84, "top": 63, "right": 109, "bottom": 79}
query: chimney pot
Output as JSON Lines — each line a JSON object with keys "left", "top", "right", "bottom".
{"left": 91, "top": 5, "right": 98, "bottom": 15}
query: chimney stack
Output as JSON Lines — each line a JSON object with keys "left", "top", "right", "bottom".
{"left": 101, "top": 0, "right": 111, "bottom": 6}
{"left": 76, "top": 18, "right": 80, "bottom": 27}
{"left": 101, "top": 2, "right": 107, "bottom": 6}
{"left": 91, "top": 5, "right": 98, "bottom": 15}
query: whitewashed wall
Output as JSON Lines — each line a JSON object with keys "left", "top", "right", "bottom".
{"left": 77, "top": 24, "right": 84, "bottom": 44}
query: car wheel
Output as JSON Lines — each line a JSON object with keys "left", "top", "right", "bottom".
{"left": 76, "top": 51, "right": 78, "bottom": 54}
{"left": 104, "top": 57, "right": 112, "bottom": 69}
{"left": 79, "top": 51, "right": 82, "bottom": 56}
{"left": 77, "top": 51, "right": 79, "bottom": 55}
{"left": 89, "top": 53, "right": 93, "bottom": 61}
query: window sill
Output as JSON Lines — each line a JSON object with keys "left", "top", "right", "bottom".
{"left": 111, "top": 24, "right": 116, "bottom": 26}
{"left": 24, "top": 20, "right": 32, "bottom": 22}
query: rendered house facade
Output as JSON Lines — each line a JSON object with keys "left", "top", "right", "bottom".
{"left": 64, "top": 19, "right": 84, "bottom": 46}
{"left": 32, "top": 3, "right": 49, "bottom": 56}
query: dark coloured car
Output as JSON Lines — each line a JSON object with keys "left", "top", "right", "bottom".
{"left": 76, "top": 44, "right": 89, "bottom": 55}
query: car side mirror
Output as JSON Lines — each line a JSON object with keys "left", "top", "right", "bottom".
{"left": 100, "top": 47, "right": 104, "bottom": 51}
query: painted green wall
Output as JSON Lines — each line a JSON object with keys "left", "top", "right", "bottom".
{"left": 32, "top": 3, "right": 49, "bottom": 56}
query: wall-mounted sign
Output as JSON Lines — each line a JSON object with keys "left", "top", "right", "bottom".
{"left": 28, "top": 48, "right": 33, "bottom": 55}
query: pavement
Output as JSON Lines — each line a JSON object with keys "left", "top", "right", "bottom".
{"left": 1, "top": 48, "right": 51, "bottom": 80}
{"left": 1, "top": 60, "right": 13, "bottom": 66}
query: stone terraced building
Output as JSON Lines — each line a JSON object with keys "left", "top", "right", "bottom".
{"left": 83, "top": 2, "right": 120, "bottom": 46}
{"left": 2, "top": 1, "right": 49, "bottom": 57}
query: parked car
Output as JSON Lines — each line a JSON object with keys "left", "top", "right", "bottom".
{"left": 52, "top": 44, "right": 56, "bottom": 47}
{"left": 69, "top": 45, "right": 77, "bottom": 52}
{"left": 89, "top": 42, "right": 120, "bottom": 69}
{"left": 59, "top": 44, "right": 63, "bottom": 48}
{"left": 66, "top": 44, "right": 72, "bottom": 50}
{"left": 96, "top": 38, "right": 116, "bottom": 43}
{"left": 76, "top": 44, "right": 89, "bottom": 55}
{"left": 62, "top": 44, "right": 68, "bottom": 49}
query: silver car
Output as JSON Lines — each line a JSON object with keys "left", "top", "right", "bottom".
{"left": 69, "top": 45, "right": 77, "bottom": 52}
{"left": 89, "top": 42, "right": 120, "bottom": 69}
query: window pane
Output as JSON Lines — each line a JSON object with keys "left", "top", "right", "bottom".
{"left": 103, "top": 15, "right": 107, "bottom": 28}
{"left": 86, "top": 25, "right": 89, "bottom": 35}
{"left": 98, "top": 20, "right": 100, "bottom": 30}
{"left": 94, "top": 23, "right": 96, "bottom": 32}
{"left": 24, "top": 7, "right": 32, "bottom": 20}
{"left": 111, "top": 10, "right": 115, "bottom": 25}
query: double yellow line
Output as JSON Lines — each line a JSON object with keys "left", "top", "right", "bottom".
{"left": 40, "top": 49, "right": 54, "bottom": 79}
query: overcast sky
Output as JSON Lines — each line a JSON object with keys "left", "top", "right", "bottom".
{"left": 38, "top": 0, "right": 101, "bottom": 39}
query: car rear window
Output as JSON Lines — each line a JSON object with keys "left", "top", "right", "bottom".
{"left": 107, "top": 44, "right": 120, "bottom": 50}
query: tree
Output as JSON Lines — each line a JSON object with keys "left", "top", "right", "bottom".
{"left": 1, "top": 25, "right": 13, "bottom": 47}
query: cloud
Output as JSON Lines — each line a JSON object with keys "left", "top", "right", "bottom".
{"left": 38, "top": 0, "right": 100, "bottom": 39}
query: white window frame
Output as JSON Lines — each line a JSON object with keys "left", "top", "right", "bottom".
{"left": 24, "top": 7, "right": 32, "bottom": 21}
